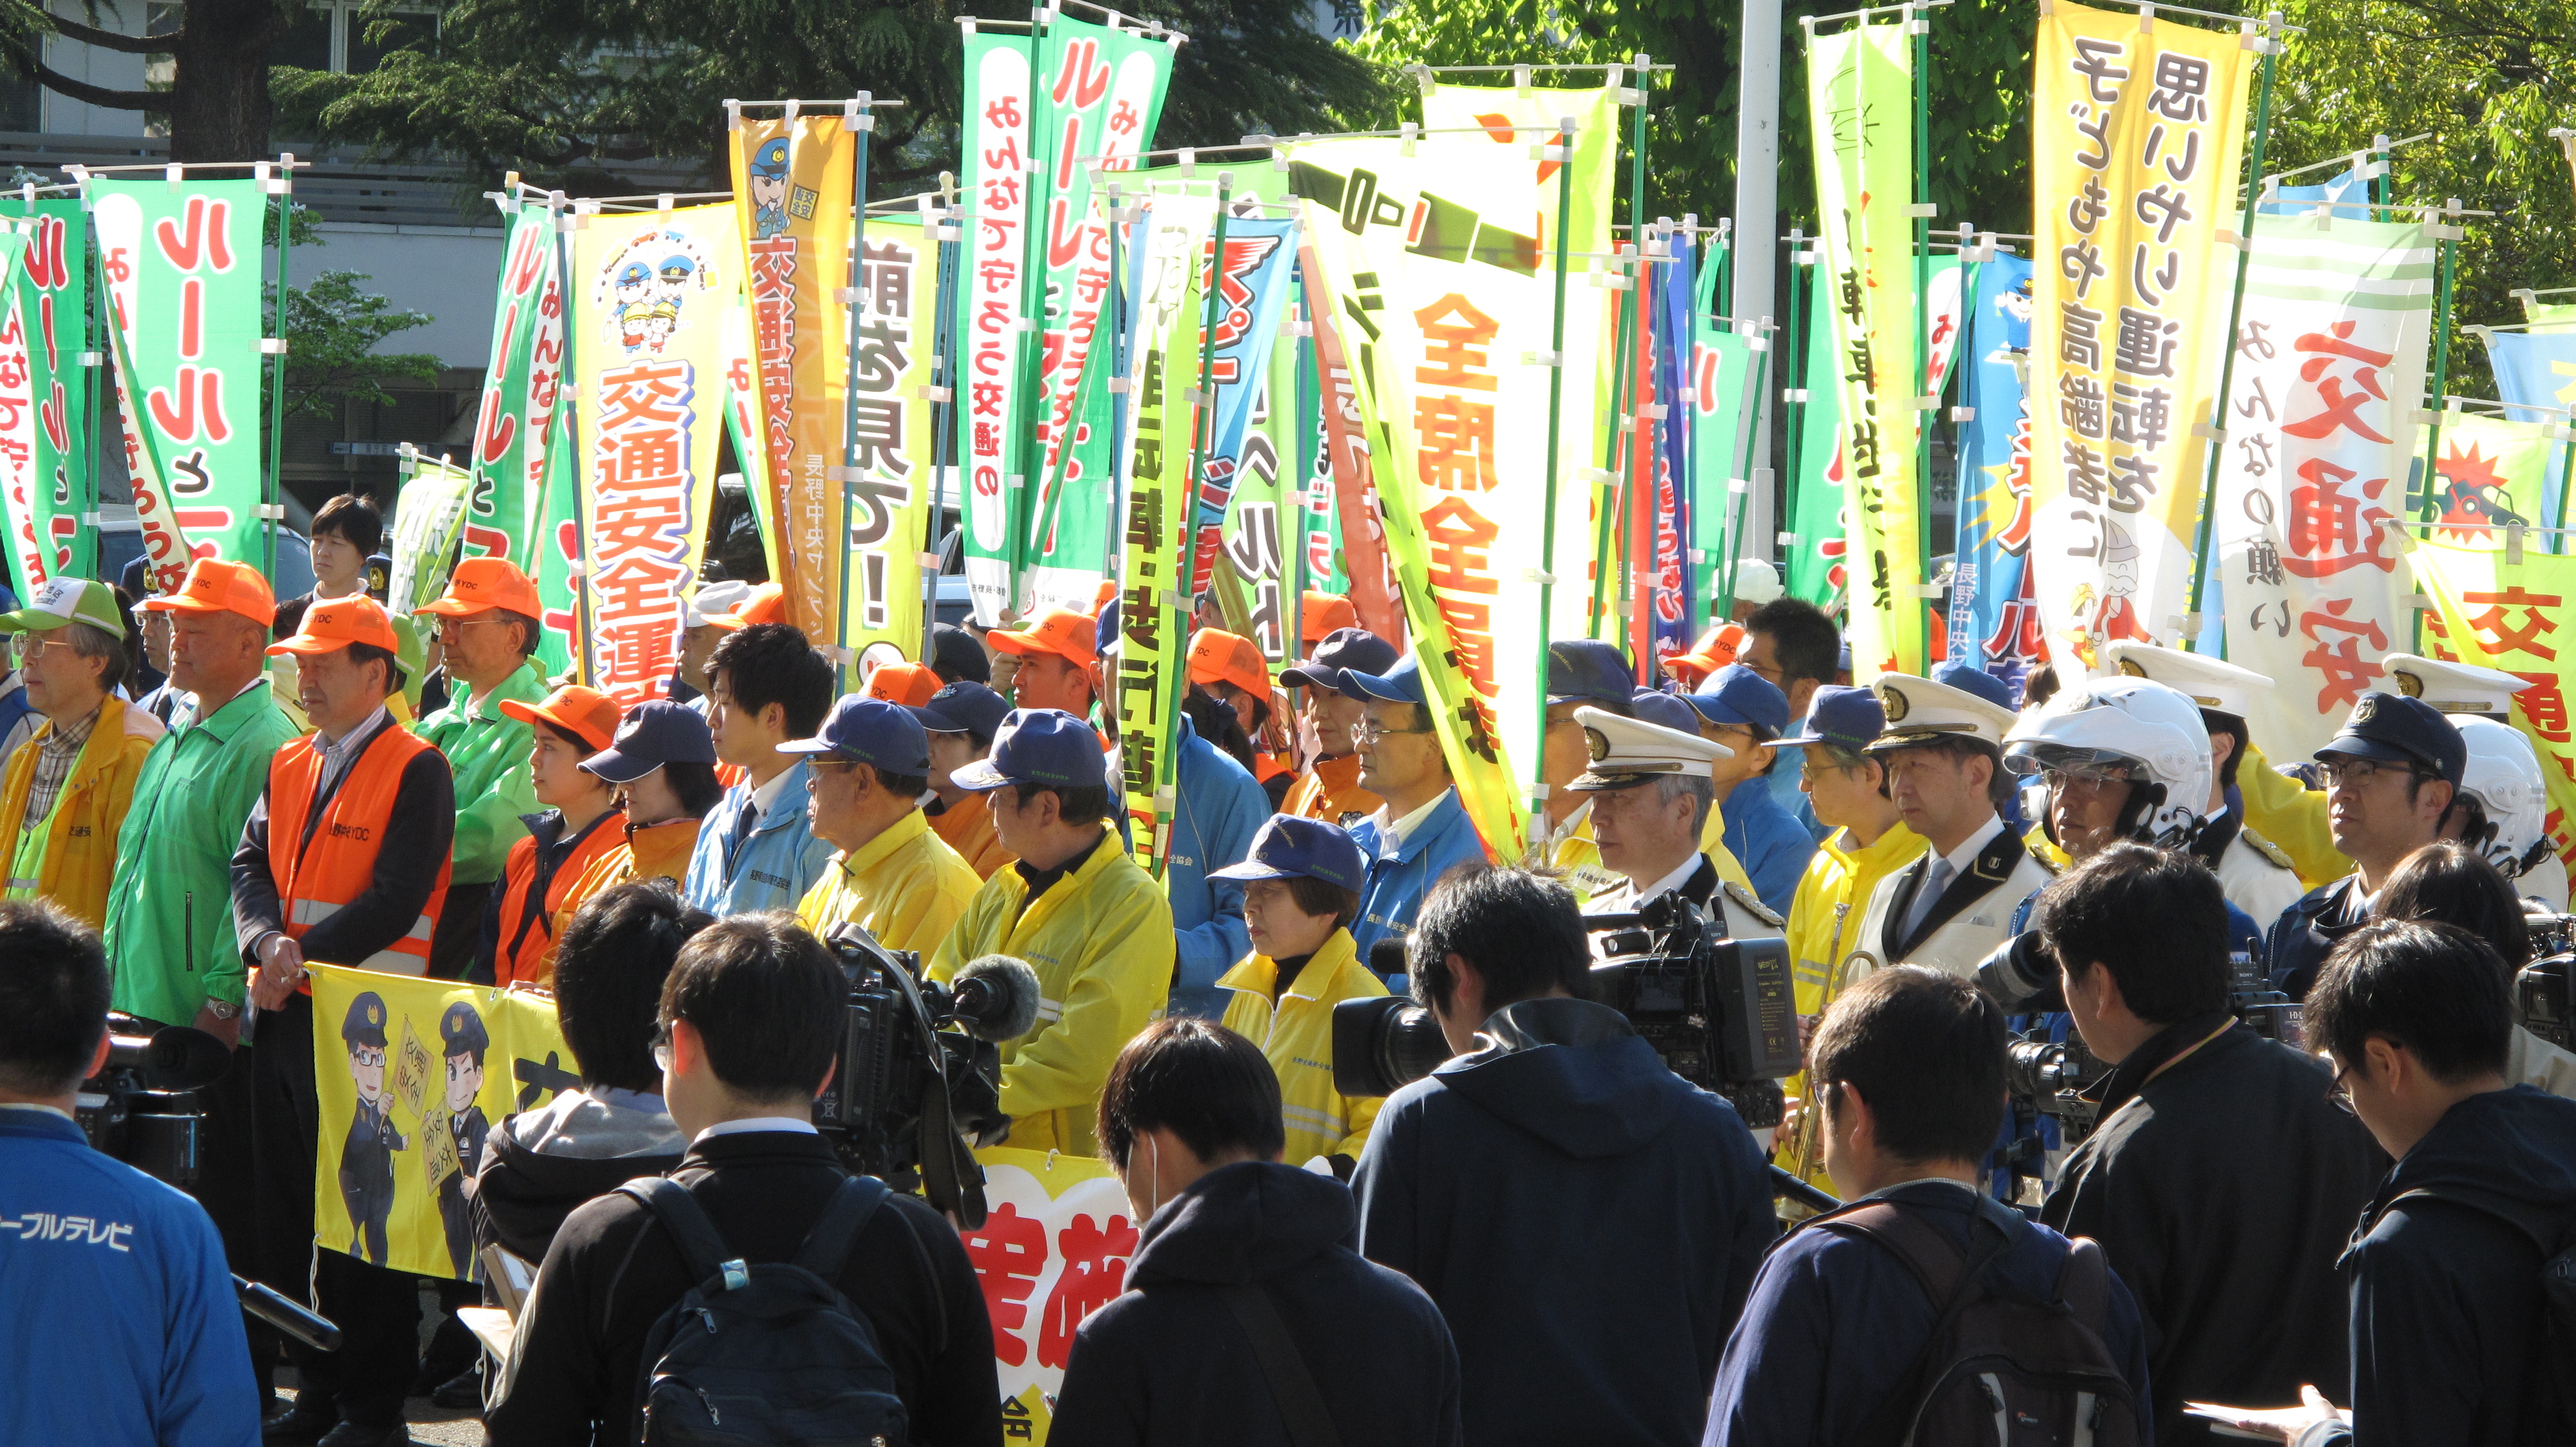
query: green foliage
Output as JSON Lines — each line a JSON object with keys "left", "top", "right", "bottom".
{"left": 2264, "top": 0, "right": 2576, "bottom": 397}
{"left": 273, "top": 268, "right": 442, "bottom": 418}
{"left": 270, "top": 0, "right": 1387, "bottom": 198}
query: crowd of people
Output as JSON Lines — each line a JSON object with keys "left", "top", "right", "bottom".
{"left": 2, "top": 498, "right": 2574, "bottom": 1447}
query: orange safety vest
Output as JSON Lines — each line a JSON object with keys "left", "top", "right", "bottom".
{"left": 492, "top": 809, "right": 626, "bottom": 988}
{"left": 267, "top": 724, "right": 451, "bottom": 981}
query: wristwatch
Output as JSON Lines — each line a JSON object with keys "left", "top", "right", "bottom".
{"left": 206, "top": 1000, "right": 240, "bottom": 1021}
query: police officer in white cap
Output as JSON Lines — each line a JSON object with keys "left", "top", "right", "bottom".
{"left": 2381, "top": 652, "right": 2532, "bottom": 720}
{"left": 1567, "top": 705, "right": 1783, "bottom": 948}
{"left": 1849, "top": 672, "right": 2054, "bottom": 980}
{"left": 2104, "top": 641, "right": 2305, "bottom": 926}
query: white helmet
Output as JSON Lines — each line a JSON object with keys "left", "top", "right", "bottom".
{"left": 2454, "top": 718, "right": 2557, "bottom": 887}
{"left": 2001, "top": 677, "right": 2214, "bottom": 850}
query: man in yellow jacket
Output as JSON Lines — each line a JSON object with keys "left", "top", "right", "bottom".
{"left": 927, "top": 708, "right": 1173, "bottom": 1156}
{"left": 788, "top": 695, "right": 980, "bottom": 955}
{"left": 1778, "top": 686, "right": 1928, "bottom": 1009}
{"left": 0, "top": 578, "right": 163, "bottom": 927}
{"left": 1211, "top": 813, "right": 1387, "bottom": 1174}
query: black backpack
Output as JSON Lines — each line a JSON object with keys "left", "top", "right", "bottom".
{"left": 2381, "top": 1184, "right": 2576, "bottom": 1444}
{"left": 1807, "top": 1192, "right": 2140, "bottom": 1447}
{"left": 618, "top": 1175, "right": 908, "bottom": 1447}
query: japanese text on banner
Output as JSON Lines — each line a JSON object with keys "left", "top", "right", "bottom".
{"left": 959, "top": 1147, "right": 1140, "bottom": 1444}
{"left": 845, "top": 216, "right": 933, "bottom": 665}
{"left": 0, "top": 198, "right": 89, "bottom": 588}
{"left": 2413, "top": 537, "right": 2576, "bottom": 905}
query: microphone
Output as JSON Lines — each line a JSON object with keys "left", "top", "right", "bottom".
{"left": 951, "top": 955, "right": 1043, "bottom": 1041}
{"left": 1368, "top": 937, "right": 1410, "bottom": 982}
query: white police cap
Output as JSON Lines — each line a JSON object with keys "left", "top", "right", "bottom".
{"left": 1567, "top": 705, "right": 1731, "bottom": 792}
{"left": 2381, "top": 653, "right": 2531, "bottom": 718}
{"left": 2104, "top": 639, "right": 2272, "bottom": 721}
{"left": 1864, "top": 672, "right": 2019, "bottom": 750}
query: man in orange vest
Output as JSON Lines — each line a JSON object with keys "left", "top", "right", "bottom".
{"left": 481, "top": 684, "right": 626, "bottom": 988}
{"left": 233, "top": 595, "right": 457, "bottom": 1447}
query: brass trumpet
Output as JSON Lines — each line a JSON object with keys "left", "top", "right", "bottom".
{"left": 1786, "top": 923, "right": 1884, "bottom": 1190}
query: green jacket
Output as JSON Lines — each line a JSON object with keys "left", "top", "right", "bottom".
{"left": 102, "top": 677, "right": 300, "bottom": 1026}
{"left": 415, "top": 658, "right": 547, "bottom": 885}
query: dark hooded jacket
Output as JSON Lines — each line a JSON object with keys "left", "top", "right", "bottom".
{"left": 467, "top": 1087, "right": 687, "bottom": 1269}
{"left": 2293, "top": 1085, "right": 2576, "bottom": 1447}
{"left": 1352, "top": 997, "right": 1774, "bottom": 1447}
{"left": 1051, "top": 1161, "right": 1460, "bottom": 1447}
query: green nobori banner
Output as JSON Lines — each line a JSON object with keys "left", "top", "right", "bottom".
{"left": 93, "top": 177, "right": 268, "bottom": 575}
{"left": 463, "top": 204, "right": 565, "bottom": 576}
{"left": 0, "top": 197, "right": 92, "bottom": 590}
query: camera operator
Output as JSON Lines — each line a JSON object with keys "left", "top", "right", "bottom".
{"left": 2267, "top": 693, "right": 2464, "bottom": 1001}
{"left": 927, "top": 707, "right": 1174, "bottom": 1156}
{"left": 2212, "top": 918, "right": 2576, "bottom": 1447}
{"left": 2105, "top": 641, "right": 2327, "bottom": 914}
{"left": 1849, "top": 672, "right": 2053, "bottom": 978}
{"left": 1051, "top": 1018, "right": 1462, "bottom": 1447}
{"left": 2375, "top": 841, "right": 2576, "bottom": 1099}
{"left": 1350, "top": 866, "right": 1773, "bottom": 1447}
{"left": 1569, "top": 707, "right": 1784, "bottom": 948}
{"left": 2033, "top": 843, "right": 2382, "bottom": 1445}
{"left": 486, "top": 913, "right": 1000, "bottom": 1446}
{"left": 1704, "top": 967, "right": 2151, "bottom": 1447}
{"left": 0, "top": 897, "right": 261, "bottom": 1446}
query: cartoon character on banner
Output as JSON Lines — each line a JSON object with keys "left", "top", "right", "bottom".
{"left": 339, "top": 991, "right": 408, "bottom": 1266}
{"left": 2434, "top": 441, "right": 2527, "bottom": 542}
{"left": 597, "top": 228, "right": 717, "bottom": 356}
{"left": 748, "top": 138, "right": 792, "bottom": 239}
{"left": 2062, "top": 518, "right": 2152, "bottom": 669}
{"left": 433, "top": 1001, "right": 493, "bottom": 1280}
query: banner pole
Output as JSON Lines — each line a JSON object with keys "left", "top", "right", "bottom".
{"left": 82, "top": 186, "right": 103, "bottom": 581}
{"left": 1586, "top": 62, "right": 1654, "bottom": 641}
{"left": 1166, "top": 178, "right": 1233, "bottom": 866}
{"left": 2416, "top": 198, "right": 2462, "bottom": 525}
{"left": 1909, "top": 3, "right": 1933, "bottom": 667}
{"left": 1535, "top": 116, "right": 1577, "bottom": 815}
{"left": 2182, "top": 12, "right": 2282, "bottom": 652}
{"left": 2556, "top": 403, "right": 2576, "bottom": 541}
{"left": 1782, "top": 226, "right": 1808, "bottom": 611}
{"left": 1721, "top": 320, "right": 1775, "bottom": 617}
{"left": 1006, "top": 6, "right": 1058, "bottom": 613}
{"left": 547, "top": 194, "right": 597, "bottom": 684}
{"left": 835, "top": 95, "right": 875, "bottom": 684}
{"left": 265, "top": 156, "right": 290, "bottom": 581}
{"left": 923, "top": 186, "right": 963, "bottom": 660}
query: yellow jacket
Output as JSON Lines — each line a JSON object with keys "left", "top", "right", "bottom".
{"left": 795, "top": 809, "right": 982, "bottom": 956}
{"left": 1784, "top": 820, "right": 1930, "bottom": 1012}
{"left": 928, "top": 832, "right": 1174, "bottom": 1156}
{"left": 0, "top": 695, "right": 163, "bottom": 929}
{"left": 1217, "top": 928, "right": 1387, "bottom": 1166}
{"left": 2236, "top": 741, "right": 2348, "bottom": 889}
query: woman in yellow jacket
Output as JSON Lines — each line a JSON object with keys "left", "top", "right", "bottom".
{"left": 1210, "top": 815, "right": 1386, "bottom": 1175}
{"left": 0, "top": 580, "right": 166, "bottom": 928}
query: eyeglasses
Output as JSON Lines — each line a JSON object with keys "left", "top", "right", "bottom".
{"left": 2319, "top": 758, "right": 2428, "bottom": 791}
{"left": 2325, "top": 1060, "right": 2355, "bottom": 1114}
{"left": 435, "top": 616, "right": 516, "bottom": 638}
{"left": 1741, "top": 659, "right": 1787, "bottom": 685}
{"left": 349, "top": 1046, "right": 386, "bottom": 1069}
{"left": 807, "top": 757, "right": 859, "bottom": 776}
{"left": 1352, "top": 720, "right": 1436, "bottom": 743}
{"left": 2038, "top": 765, "right": 2135, "bottom": 794}
{"left": 10, "top": 637, "right": 72, "bottom": 659}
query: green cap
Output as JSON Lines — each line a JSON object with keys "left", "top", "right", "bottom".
{"left": 0, "top": 577, "right": 125, "bottom": 638}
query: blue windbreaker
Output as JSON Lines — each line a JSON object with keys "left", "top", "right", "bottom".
{"left": 681, "top": 760, "right": 836, "bottom": 918}
{"left": 1165, "top": 718, "right": 1270, "bottom": 1020}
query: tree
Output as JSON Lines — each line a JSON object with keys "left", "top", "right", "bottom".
{"left": 271, "top": 0, "right": 1388, "bottom": 197}
{"left": 1, "top": 0, "right": 298, "bottom": 160}
{"left": 278, "top": 269, "right": 441, "bottom": 417}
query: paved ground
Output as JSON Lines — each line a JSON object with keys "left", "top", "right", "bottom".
{"left": 268, "top": 1282, "right": 488, "bottom": 1445}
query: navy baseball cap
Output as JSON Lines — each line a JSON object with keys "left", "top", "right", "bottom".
{"left": 581, "top": 700, "right": 718, "bottom": 784}
{"left": 950, "top": 708, "right": 1107, "bottom": 792}
{"left": 1209, "top": 814, "right": 1367, "bottom": 892}
{"left": 930, "top": 622, "right": 990, "bottom": 684}
{"left": 2315, "top": 691, "right": 2468, "bottom": 787}
{"left": 912, "top": 680, "right": 1012, "bottom": 741}
{"left": 1335, "top": 652, "right": 1426, "bottom": 707}
{"left": 1779, "top": 684, "right": 1887, "bottom": 752}
{"left": 1546, "top": 639, "right": 1634, "bottom": 705}
{"left": 779, "top": 695, "right": 930, "bottom": 774}
{"left": 1095, "top": 598, "right": 1121, "bottom": 658}
{"left": 1685, "top": 662, "right": 1790, "bottom": 733}
{"left": 1283, "top": 628, "right": 1396, "bottom": 691}
{"left": 1932, "top": 659, "right": 2015, "bottom": 713}
{"left": 1630, "top": 689, "right": 1702, "bottom": 735}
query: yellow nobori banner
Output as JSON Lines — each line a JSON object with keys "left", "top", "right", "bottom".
{"left": 2410, "top": 536, "right": 2576, "bottom": 894}
{"left": 2028, "top": 1, "right": 2252, "bottom": 677}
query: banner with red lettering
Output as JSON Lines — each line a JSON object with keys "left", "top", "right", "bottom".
{"left": 566, "top": 204, "right": 733, "bottom": 707}
{"left": 960, "top": 1147, "right": 1138, "bottom": 1442}
{"left": 2210, "top": 214, "right": 2435, "bottom": 757}
{"left": 0, "top": 228, "right": 39, "bottom": 597}
{"left": 92, "top": 176, "right": 267, "bottom": 583}
{"left": 0, "top": 197, "right": 90, "bottom": 589}
{"left": 463, "top": 202, "right": 570, "bottom": 672}
{"left": 2410, "top": 536, "right": 2576, "bottom": 901}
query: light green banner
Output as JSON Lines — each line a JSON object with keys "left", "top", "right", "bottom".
{"left": 0, "top": 198, "right": 90, "bottom": 589}
{"left": 463, "top": 204, "right": 564, "bottom": 578}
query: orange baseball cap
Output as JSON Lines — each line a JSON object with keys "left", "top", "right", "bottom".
{"left": 1301, "top": 591, "right": 1358, "bottom": 642}
{"left": 1186, "top": 628, "right": 1271, "bottom": 700}
{"left": 267, "top": 595, "right": 401, "bottom": 656}
{"left": 1091, "top": 579, "right": 1119, "bottom": 616}
{"left": 707, "top": 581, "right": 788, "bottom": 631}
{"left": 988, "top": 607, "right": 1098, "bottom": 668}
{"left": 861, "top": 660, "right": 940, "bottom": 708}
{"left": 417, "top": 556, "right": 542, "bottom": 618}
{"left": 142, "top": 557, "right": 275, "bottom": 627}
{"left": 501, "top": 684, "right": 623, "bottom": 752}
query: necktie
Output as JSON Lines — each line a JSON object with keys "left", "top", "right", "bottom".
{"left": 724, "top": 793, "right": 760, "bottom": 871}
{"left": 1905, "top": 859, "right": 1954, "bottom": 943}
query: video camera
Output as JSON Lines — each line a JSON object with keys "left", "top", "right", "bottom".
{"left": 74, "top": 1015, "right": 341, "bottom": 1352}
{"left": 1976, "top": 931, "right": 2297, "bottom": 1039}
{"left": 1332, "top": 890, "right": 1801, "bottom": 1128}
{"left": 813, "top": 924, "right": 1040, "bottom": 1231}
{"left": 2515, "top": 913, "right": 2576, "bottom": 1049}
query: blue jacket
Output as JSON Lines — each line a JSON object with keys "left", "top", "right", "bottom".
{"left": 1347, "top": 787, "right": 1489, "bottom": 967}
{"left": 1353, "top": 998, "right": 1774, "bottom": 1447}
{"left": 1720, "top": 780, "right": 1817, "bottom": 918}
{"left": 1165, "top": 718, "right": 1270, "bottom": 1020}
{"left": 681, "top": 760, "right": 836, "bottom": 918}
{"left": 1704, "top": 1180, "right": 2154, "bottom": 1446}
{"left": 0, "top": 1109, "right": 259, "bottom": 1447}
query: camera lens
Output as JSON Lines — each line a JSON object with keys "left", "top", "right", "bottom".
{"left": 1975, "top": 931, "right": 2063, "bottom": 1014}
{"left": 1331, "top": 996, "right": 1456, "bottom": 1098}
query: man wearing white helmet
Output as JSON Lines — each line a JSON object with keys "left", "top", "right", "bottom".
{"left": 1848, "top": 673, "right": 2054, "bottom": 980}
{"left": 2448, "top": 717, "right": 2570, "bottom": 912}
{"left": 2101, "top": 642, "right": 2306, "bottom": 927}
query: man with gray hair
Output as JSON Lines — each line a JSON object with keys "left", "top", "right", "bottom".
{"left": 0, "top": 578, "right": 162, "bottom": 930}
{"left": 1571, "top": 704, "right": 1784, "bottom": 946}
